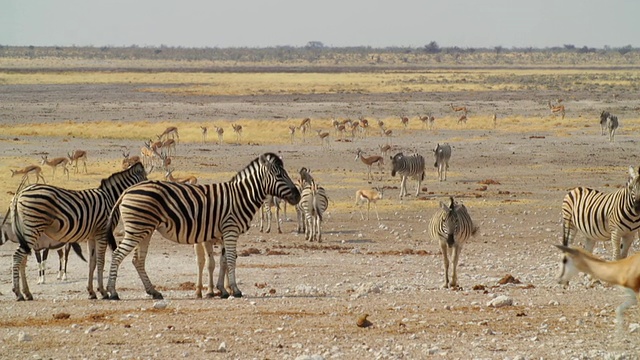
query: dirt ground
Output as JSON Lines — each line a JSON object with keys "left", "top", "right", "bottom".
{"left": 1, "top": 81, "right": 640, "bottom": 359}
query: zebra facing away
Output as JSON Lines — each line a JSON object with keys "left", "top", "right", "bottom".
{"left": 390, "top": 152, "right": 425, "bottom": 199}
{"left": 606, "top": 114, "right": 619, "bottom": 142}
{"left": 299, "top": 180, "right": 329, "bottom": 242}
{"left": 562, "top": 166, "right": 640, "bottom": 261}
{"left": 9, "top": 163, "right": 148, "bottom": 301}
{"left": 433, "top": 143, "right": 452, "bottom": 181}
{"left": 429, "top": 197, "right": 478, "bottom": 288}
{"left": 105, "top": 153, "right": 301, "bottom": 300}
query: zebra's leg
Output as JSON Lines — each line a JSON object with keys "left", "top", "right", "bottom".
{"left": 60, "top": 246, "right": 69, "bottom": 281}
{"left": 203, "top": 241, "right": 217, "bottom": 298}
{"left": 450, "top": 244, "right": 462, "bottom": 288}
{"left": 259, "top": 203, "right": 267, "bottom": 233}
{"left": 86, "top": 239, "right": 98, "bottom": 299}
{"left": 216, "top": 248, "right": 230, "bottom": 298}
{"left": 95, "top": 236, "right": 110, "bottom": 299}
{"left": 221, "top": 235, "right": 242, "bottom": 298}
{"left": 131, "top": 238, "right": 163, "bottom": 299}
{"left": 194, "top": 243, "right": 206, "bottom": 298}
{"left": 620, "top": 234, "right": 635, "bottom": 258}
{"left": 35, "top": 249, "right": 46, "bottom": 285}
{"left": 439, "top": 241, "right": 450, "bottom": 288}
{"left": 13, "top": 248, "right": 31, "bottom": 301}
{"left": 415, "top": 178, "right": 422, "bottom": 197}
{"left": 399, "top": 176, "right": 408, "bottom": 199}
{"left": 107, "top": 234, "right": 144, "bottom": 300}
{"left": 275, "top": 201, "right": 282, "bottom": 234}
{"left": 610, "top": 229, "right": 623, "bottom": 260}
{"left": 265, "top": 203, "right": 272, "bottom": 233}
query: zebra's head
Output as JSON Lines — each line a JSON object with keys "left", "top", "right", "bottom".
{"left": 390, "top": 152, "right": 404, "bottom": 177}
{"left": 600, "top": 111, "right": 610, "bottom": 124}
{"left": 440, "top": 197, "right": 458, "bottom": 247}
{"left": 259, "top": 153, "right": 301, "bottom": 206}
{"left": 627, "top": 166, "right": 640, "bottom": 212}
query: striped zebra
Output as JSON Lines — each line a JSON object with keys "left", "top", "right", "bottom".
{"left": 105, "top": 153, "right": 301, "bottom": 300}
{"left": 599, "top": 111, "right": 610, "bottom": 136}
{"left": 433, "top": 143, "right": 452, "bottom": 181}
{"left": 390, "top": 152, "right": 425, "bottom": 199}
{"left": 606, "top": 114, "right": 619, "bottom": 142}
{"left": 429, "top": 197, "right": 478, "bottom": 288}
{"left": 260, "top": 195, "right": 283, "bottom": 234}
{"left": 9, "top": 162, "right": 148, "bottom": 301}
{"left": 562, "top": 166, "right": 640, "bottom": 260}
{"left": 299, "top": 180, "right": 329, "bottom": 242}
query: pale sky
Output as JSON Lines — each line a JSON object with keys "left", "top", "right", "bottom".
{"left": 1, "top": 0, "right": 638, "bottom": 49}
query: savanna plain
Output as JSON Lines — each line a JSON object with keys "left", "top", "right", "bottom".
{"left": 1, "top": 53, "right": 640, "bottom": 359}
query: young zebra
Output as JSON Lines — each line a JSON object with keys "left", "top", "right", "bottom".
{"left": 9, "top": 162, "right": 148, "bottom": 301}
{"left": 429, "top": 197, "right": 478, "bottom": 288}
{"left": 562, "top": 166, "right": 640, "bottom": 261}
{"left": 105, "top": 153, "right": 301, "bottom": 300}
{"left": 390, "top": 152, "right": 425, "bottom": 199}
{"left": 299, "top": 180, "right": 329, "bottom": 242}
{"left": 433, "top": 143, "right": 452, "bottom": 181}
{"left": 606, "top": 114, "right": 619, "bottom": 142}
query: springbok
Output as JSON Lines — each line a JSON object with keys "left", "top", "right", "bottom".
{"left": 214, "top": 126, "right": 224, "bottom": 145}
{"left": 11, "top": 165, "right": 46, "bottom": 184}
{"left": 41, "top": 155, "right": 70, "bottom": 180}
{"left": 159, "top": 126, "right": 179, "bottom": 143}
{"left": 548, "top": 101, "right": 566, "bottom": 119}
{"left": 200, "top": 126, "right": 208, "bottom": 144}
{"left": 355, "top": 187, "right": 384, "bottom": 220}
{"left": 121, "top": 151, "right": 141, "bottom": 170}
{"left": 232, "top": 124, "right": 243, "bottom": 143}
{"left": 68, "top": 150, "right": 88, "bottom": 174}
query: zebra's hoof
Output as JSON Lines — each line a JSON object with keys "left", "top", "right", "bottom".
{"left": 109, "top": 294, "right": 120, "bottom": 301}
{"left": 151, "top": 292, "right": 164, "bottom": 300}
{"left": 88, "top": 294, "right": 97, "bottom": 300}
{"left": 16, "top": 296, "right": 25, "bottom": 302}
{"left": 232, "top": 291, "right": 243, "bottom": 298}
{"left": 25, "top": 294, "right": 34, "bottom": 301}
{"left": 205, "top": 292, "right": 216, "bottom": 299}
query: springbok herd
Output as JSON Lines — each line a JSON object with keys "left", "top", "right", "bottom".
{"left": 2, "top": 101, "right": 639, "bottom": 337}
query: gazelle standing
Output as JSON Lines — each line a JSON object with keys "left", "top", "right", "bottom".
{"left": 214, "top": 126, "right": 224, "bottom": 145}
{"left": 288, "top": 125, "right": 296, "bottom": 144}
{"left": 355, "top": 148, "right": 384, "bottom": 180}
{"left": 159, "top": 126, "right": 179, "bottom": 143}
{"left": 121, "top": 151, "right": 141, "bottom": 170}
{"left": 68, "top": 149, "right": 88, "bottom": 174}
{"left": 41, "top": 155, "right": 70, "bottom": 180}
{"left": 316, "top": 130, "right": 330, "bottom": 148}
{"left": 200, "top": 126, "right": 208, "bottom": 144}
{"left": 355, "top": 187, "right": 384, "bottom": 220}
{"left": 11, "top": 165, "right": 46, "bottom": 184}
{"left": 232, "top": 124, "right": 243, "bottom": 143}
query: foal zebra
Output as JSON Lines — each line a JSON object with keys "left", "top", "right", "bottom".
{"left": 390, "top": 152, "right": 425, "bottom": 199}
{"left": 105, "top": 153, "right": 301, "bottom": 300}
{"left": 429, "top": 197, "right": 478, "bottom": 288}
{"left": 433, "top": 143, "right": 452, "bottom": 181}
{"left": 562, "top": 166, "right": 640, "bottom": 261}
{"left": 9, "top": 163, "right": 148, "bottom": 300}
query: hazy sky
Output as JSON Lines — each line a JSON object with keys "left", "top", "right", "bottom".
{"left": 1, "top": 0, "right": 638, "bottom": 48}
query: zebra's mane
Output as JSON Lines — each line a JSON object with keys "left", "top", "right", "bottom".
{"left": 99, "top": 162, "right": 145, "bottom": 190}
{"left": 230, "top": 153, "right": 283, "bottom": 182}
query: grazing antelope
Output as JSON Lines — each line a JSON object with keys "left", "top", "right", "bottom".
{"left": 164, "top": 169, "right": 197, "bottom": 185}
{"left": 159, "top": 126, "right": 179, "bottom": 143}
{"left": 159, "top": 153, "right": 172, "bottom": 171}
{"left": 349, "top": 120, "right": 360, "bottom": 139}
{"left": 355, "top": 187, "right": 384, "bottom": 220}
{"left": 355, "top": 149, "right": 384, "bottom": 180}
{"left": 331, "top": 119, "right": 341, "bottom": 136}
{"left": 68, "top": 150, "right": 88, "bottom": 174}
{"left": 11, "top": 165, "right": 46, "bottom": 184}
{"left": 450, "top": 103, "right": 468, "bottom": 115}
{"left": 288, "top": 125, "right": 296, "bottom": 144}
{"left": 121, "top": 151, "right": 141, "bottom": 170}
{"left": 400, "top": 116, "right": 409, "bottom": 130}
{"left": 556, "top": 245, "right": 640, "bottom": 329}
{"left": 41, "top": 155, "right": 69, "bottom": 180}
{"left": 159, "top": 138, "right": 176, "bottom": 157}
{"left": 548, "top": 100, "right": 566, "bottom": 119}
{"left": 316, "top": 130, "right": 330, "bottom": 148}
{"left": 418, "top": 115, "right": 430, "bottom": 129}
{"left": 457, "top": 114, "right": 468, "bottom": 125}
{"left": 214, "top": 126, "right": 224, "bottom": 145}
{"left": 232, "top": 124, "right": 243, "bottom": 143}
{"left": 200, "top": 126, "right": 208, "bottom": 144}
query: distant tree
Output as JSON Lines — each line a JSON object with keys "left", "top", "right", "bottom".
{"left": 306, "top": 41, "right": 324, "bottom": 49}
{"left": 577, "top": 46, "right": 596, "bottom": 53}
{"left": 563, "top": 44, "right": 575, "bottom": 50}
{"left": 618, "top": 45, "right": 633, "bottom": 55}
{"left": 423, "top": 41, "right": 441, "bottom": 54}
{"left": 494, "top": 46, "right": 503, "bottom": 55}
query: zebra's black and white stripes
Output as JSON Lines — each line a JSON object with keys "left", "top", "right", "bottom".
{"left": 433, "top": 143, "right": 452, "bottom": 181}
{"left": 390, "top": 152, "right": 425, "bottom": 199}
{"left": 105, "top": 153, "right": 300, "bottom": 300}
{"left": 299, "top": 181, "right": 329, "bottom": 242}
{"left": 562, "top": 166, "right": 640, "bottom": 260}
{"left": 9, "top": 163, "right": 148, "bottom": 300}
{"left": 429, "top": 197, "right": 478, "bottom": 288}
{"left": 599, "top": 110, "right": 620, "bottom": 141}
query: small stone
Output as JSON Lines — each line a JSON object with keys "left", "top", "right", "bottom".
{"left": 218, "top": 342, "right": 227, "bottom": 352}
{"left": 487, "top": 295, "right": 513, "bottom": 308}
{"left": 153, "top": 301, "right": 168, "bottom": 309}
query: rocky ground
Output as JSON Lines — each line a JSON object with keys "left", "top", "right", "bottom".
{"left": 1, "top": 81, "right": 639, "bottom": 359}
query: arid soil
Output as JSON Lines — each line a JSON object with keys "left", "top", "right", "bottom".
{"left": 1, "top": 82, "right": 640, "bottom": 359}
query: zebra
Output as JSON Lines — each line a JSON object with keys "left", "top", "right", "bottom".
{"left": 433, "top": 143, "right": 452, "bottom": 181}
{"left": 562, "top": 166, "right": 640, "bottom": 261}
{"left": 1, "top": 219, "right": 85, "bottom": 284}
{"left": 260, "top": 195, "right": 283, "bottom": 234}
{"left": 105, "top": 153, "right": 301, "bottom": 300}
{"left": 429, "top": 197, "right": 478, "bottom": 288}
{"left": 295, "top": 167, "right": 315, "bottom": 234}
{"left": 8, "top": 162, "right": 148, "bottom": 301}
{"left": 599, "top": 111, "right": 610, "bottom": 136}
{"left": 606, "top": 114, "right": 619, "bottom": 142}
{"left": 299, "top": 180, "right": 329, "bottom": 242}
{"left": 390, "top": 152, "right": 425, "bottom": 199}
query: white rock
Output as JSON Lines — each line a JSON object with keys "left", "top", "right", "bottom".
{"left": 153, "top": 301, "right": 168, "bottom": 309}
{"left": 218, "top": 342, "right": 227, "bottom": 352}
{"left": 629, "top": 323, "right": 640, "bottom": 333}
{"left": 487, "top": 295, "right": 513, "bottom": 308}
{"left": 18, "top": 332, "right": 32, "bottom": 342}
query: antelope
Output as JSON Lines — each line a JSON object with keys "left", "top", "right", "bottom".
{"left": 400, "top": 116, "right": 409, "bottom": 130}
{"left": 492, "top": 113, "right": 497, "bottom": 128}
{"left": 159, "top": 153, "right": 172, "bottom": 171}
{"left": 11, "top": 165, "right": 46, "bottom": 184}
{"left": 316, "top": 130, "right": 330, "bottom": 148}
{"left": 200, "top": 126, "right": 208, "bottom": 144}
{"left": 419, "top": 115, "right": 435, "bottom": 130}
{"left": 140, "top": 143, "right": 157, "bottom": 167}
{"left": 67, "top": 150, "right": 87, "bottom": 174}
{"left": 377, "top": 120, "right": 385, "bottom": 132}
{"left": 349, "top": 121, "right": 360, "bottom": 139}
{"left": 379, "top": 144, "right": 391, "bottom": 158}
{"left": 232, "top": 124, "right": 243, "bottom": 143}
{"left": 298, "top": 118, "right": 311, "bottom": 142}
{"left": 41, "top": 155, "right": 69, "bottom": 180}
{"left": 160, "top": 138, "right": 176, "bottom": 157}
{"left": 457, "top": 114, "right": 468, "bottom": 124}
{"left": 556, "top": 245, "right": 640, "bottom": 330}
{"left": 121, "top": 151, "right": 141, "bottom": 170}
{"left": 450, "top": 103, "right": 468, "bottom": 115}
{"left": 331, "top": 119, "right": 341, "bottom": 136}
{"left": 548, "top": 101, "right": 566, "bottom": 119}
{"left": 159, "top": 126, "right": 179, "bottom": 143}
{"left": 382, "top": 128, "right": 393, "bottom": 144}
{"left": 164, "top": 169, "right": 197, "bottom": 185}
{"left": 359, "top": 117, "right": 369, "bottom": 137}
{"left": 288, "top": 125, "right": 296, "bottom": 144}
{"left": 214, "top": 126, "right": 224, "bottom": 145}
{"left": 355, "top": 187, "right": 384, "bottom": 220}
{"left": 355, "top": 149, "right": 384, "bottom": 180}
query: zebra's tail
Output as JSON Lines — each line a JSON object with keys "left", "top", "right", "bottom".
{"left": 10, "top": 202, "right": 31, "bottom": 255}
{"left": 106, "top": 194, "right": 125, "bottom": 251}
{"left": 70, "top": 242, "right": 87, "bottom": 262}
